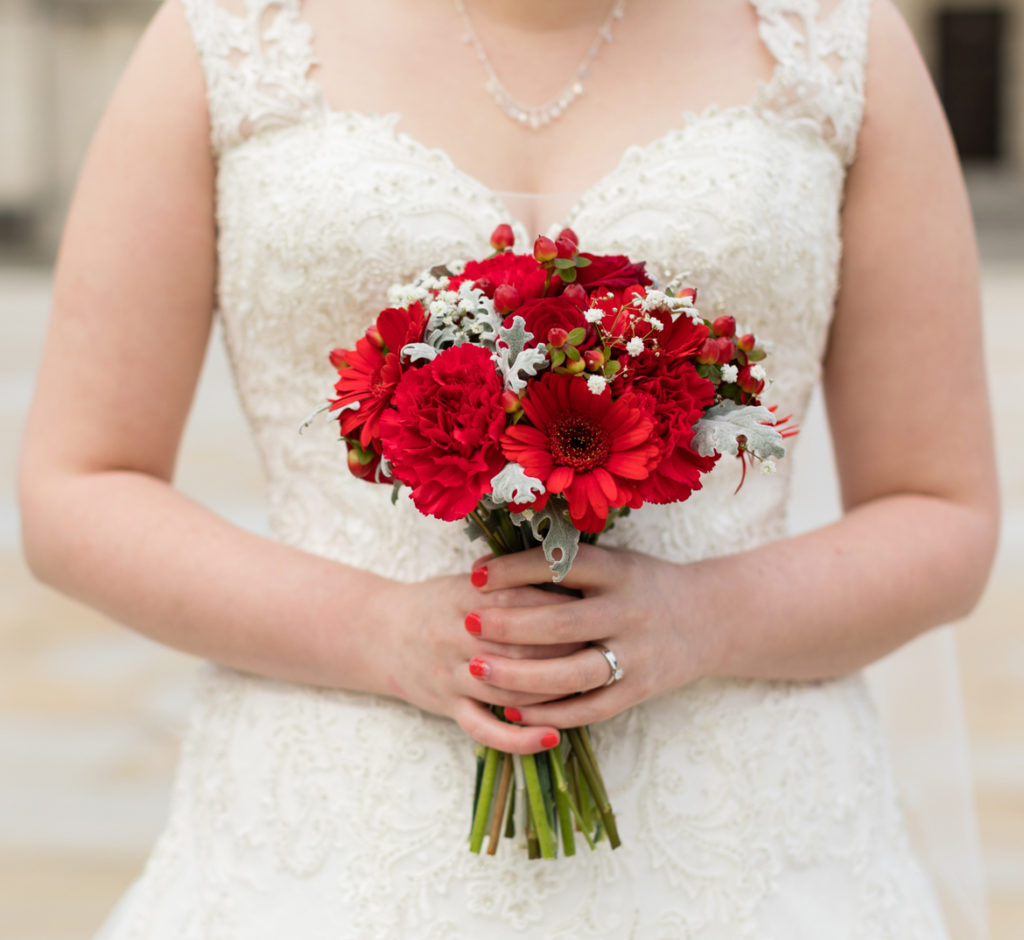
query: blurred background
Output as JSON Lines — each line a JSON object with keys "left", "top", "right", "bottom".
{"left": 1, "top": 0, "right": 1022, "bottom": 937}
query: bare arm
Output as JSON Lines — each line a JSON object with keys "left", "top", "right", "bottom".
{"left": 464, "top": 1, "right": 1000, "bottom": 726}
{"left": 17, "top": 0, "right": 561, "bottom": 753}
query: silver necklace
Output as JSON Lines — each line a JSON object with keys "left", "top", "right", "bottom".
{"left": 453, "top": 0, "right": 627, "bottom": 131}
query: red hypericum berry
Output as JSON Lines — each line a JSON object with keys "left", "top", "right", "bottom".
{"left": 347, "top": 446, "right": 374, "bottom": 479}
{"left": 329, "top": 348, "right": 347, "bottom": 369}
{"left": 474, "top": 277, "right": 496, "bottom": 299}
{"left": 499, "top": 389, "right": 522, "bottom": 414}
{"left": 737, "top": 332, "right": 756, "bottom": 352}
{"left": 622, "top": 284, "right": 647, "bottom": 306}
{"left": 547, "top": 327, "right": 569, "bottom": 348}
{"left": 557, "top": 227, "right": 579, "bottom": 249}
{"left": 555, "top": 235, "right": 577, "bottom": 259}
{"left": 533, "top": 235, "right": 558, "bottom": 263}
{"left": 583, "top": 348, "right": 605, "bottom": 371}
{"left": 676, "top": 287, "right": 697, "bottom": 305}
{"left": 561, "top": 283, "right": 588, "bottom": 307}
{"left": 712, "top": 315, "right": 736, "bottom": 338}
{"left": 490, "top": 223, "right": 515, "bottom": 251}
{"left": 738, "top": 365, "right": 765, "bottom": 395}
{"left": 696, "top": 338, "right": 719, "bottom": 365}
{"left": 715, "top": 336, "right": 735, "bottom": 365}
{"left": 565, "top": 356, "right": 587, "bottom": 374}
{"left": 365, "top": 324, "right": 385, "bottom": 348}
{"left": 494, "top": 284, "right": 523, "bottom": 314}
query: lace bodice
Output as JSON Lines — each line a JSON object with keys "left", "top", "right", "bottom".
{"left": 95, "top": 1, "right": 952, "bottom": 937}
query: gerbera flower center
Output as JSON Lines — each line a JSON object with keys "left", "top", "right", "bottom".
{"left": 550, "top": 414, "right": 611, "bottom": 470}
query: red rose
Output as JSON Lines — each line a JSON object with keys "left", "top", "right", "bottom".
{"left": 330, "top": 302, "right": 427, "bottom": 452}
{"left": 631, "top": 361, "right": 718, "bottom": 504}
{"left": 380, "top": 344, "right": 506, "bottom": 522}
{"left": 575, "top": 253, "right": 652, "bottom": 292}
{"left": 506, "top": 295, "right": 595, "bottom": 350}
{"left": 448, "top": 252, "right": 548, "bottom": 301}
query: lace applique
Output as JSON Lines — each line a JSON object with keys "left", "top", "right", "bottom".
{"left": 752, "top": 0, "right": 872, "bottom": 164}
{"left": 179, "top": 0, "right": 325, "bottom": 153}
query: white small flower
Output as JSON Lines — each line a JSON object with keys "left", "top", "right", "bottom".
{"left": 437, "top": 290, "right": 457, "bottom": 303}
{"left": 760, "top": 460, "right": 776, "bottom": 475}
{"left": 625, "top": 336, "right": 644, "bottom": 356}
{"left": 649, "top": 317, "right": 664, "bottom": 331}
{"left": 587, "top": 374, "right": 608, "bottom": 395}
{"left": 721, "top": 364, "right": 738, "bottom": 383}
{"left": 750, "top": 364, "right": 767, "bottom": 382}
{"left": 584, "top": 308, "right": 604, "bottom": 324}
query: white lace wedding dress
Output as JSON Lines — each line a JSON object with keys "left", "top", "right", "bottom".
{"left": 96, "top": 0, "right": 956, "bottom": 936}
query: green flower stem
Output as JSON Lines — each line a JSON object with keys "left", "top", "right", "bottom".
{"left": 567, "top": 728, "right": 621, "bottom": 849}
{"left": 525, "top": 794, "right": 540, "bottom": 859}
{"left": 486, "top": 753, "right": 514, "bottom": 856}
{"left": 520, "top": 753, "right": 556, "bottom": 859}
{"left": 504, "top": 774, "right": 516, "bottom": 839}
{"left": 468, "top": 746, "right": 500, "bottom": 854}
{"left": 549, "top": 741, "right": 580, "bottom": 855}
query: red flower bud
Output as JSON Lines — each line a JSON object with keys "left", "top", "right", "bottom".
{"left": 712, "top": 315, "right": 736, "bottom": 338}
{"left": 500, "top": 389, "right": 522, "bottom": 414}
{"left": 622, "top": 284, "right": 647, "bottom": 306}
{"left": 583, "top": 349, "right": 605, "bottom": 371}
{"left": 561, "top": 283, "right": 588, "bottom": 307}
{"left": 490, "top": 223, "right": 515, "bottom": 251}
{"left": 547, "top": 327, "right": 569, "bottom": 348}
{"left": 365, "top": 325, "right": 385, "bottom": 349}
{"left": 493, "top": 284, "right": 523, "bottom": 315}
{"left": 557, "top": 227, "right": 579, "bottom": 249}
{"left": 329, "top": 347, "right": 348, "bottom": 369}
{"left": 737, "top": 332, "right": 756, "bottom": 352}
{"left": 555, "top": 235, "right": 577, "bottom": 259}
{"left": 473, "top": 277, "right": 496, "bottom": 299}
{"left": 696, "top": 338, "right": 719, "bottom": 365}
{"left": 715, "top": 336, "right": 735, "bottom": 365}
{"left": 533, "top": 235, "right": 558, "bottom": 263}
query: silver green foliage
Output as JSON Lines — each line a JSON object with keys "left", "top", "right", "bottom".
{"left": 692, "top": 401, "right": 787, "bottom": 460}
{"left": 494, "top": 316, "right": 549, "bottom": 394}
{"left": 489, "top": 463, "right": 546, "bottom": 506}
{"left": 511, "top": 500, "right": 581, "bottom": 582}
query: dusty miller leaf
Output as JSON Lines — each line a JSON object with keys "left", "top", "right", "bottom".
{"left": 692, "top": 401, "right": 786, "bottom": 460}
{"left": 510, "top": 500, "right": 580, "bottom": 582}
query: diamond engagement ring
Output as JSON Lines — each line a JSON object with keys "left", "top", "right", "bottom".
{"left": 594, "top": 644, "right": 624, "bottom": 686}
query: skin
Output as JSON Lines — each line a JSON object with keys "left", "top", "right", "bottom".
{"left": 19, "top": 0, "right": 999, "bottom": 755}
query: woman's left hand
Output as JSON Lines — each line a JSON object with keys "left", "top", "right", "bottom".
{"left": 464, "top": 543, "right": 721, "bottom": 728}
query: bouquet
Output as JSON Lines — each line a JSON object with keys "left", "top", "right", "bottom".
{"left": 323, "top": 224, "right": 792, "bottom": 858}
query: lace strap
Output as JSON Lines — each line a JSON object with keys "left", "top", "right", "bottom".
{"left": 178, "top": 0, "right": 325, "bottom": 155}
{"left": 751, "top": 0, "right": 873, "bottom": 164}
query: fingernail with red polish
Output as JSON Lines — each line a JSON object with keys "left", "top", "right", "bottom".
{"left": 504, "top": 707, "right": 522, "bottom": 723}
{"left": 468, "top": 658, "right": 490, "bottom": 679}
{"left": 541, "top": 732, "right": 559, "bottom": 749}
{"left": 464, "top": 612, "right": 482, "bottom": 635}
{"left": 470, "top": 566, "right": 488, "bottom": 588}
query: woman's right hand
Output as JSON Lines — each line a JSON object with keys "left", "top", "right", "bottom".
{"left": 370, "top": 569, "right": 580, "bottom": 754}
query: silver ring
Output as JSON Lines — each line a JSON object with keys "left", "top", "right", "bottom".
{"left": 594, "top": 644, "right": 624, "bottom": 686}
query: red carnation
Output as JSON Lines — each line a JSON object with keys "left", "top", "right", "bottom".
{"left": 380, "top": 344, "right": 507, "bottom": 522}
{"left": 501, "top": 373, "right": 659, "bottom": 533}
{"left": 630, "top": 360, "right": 719, "bottom": 504}
{"left": 575, "top": 253, "right": 652, "bottom": 292}
{"left": 447, "top": 252, "right": 548, "bottom": 301}
{"left": 329, "top": 302, "right": 427, "bottom": 452}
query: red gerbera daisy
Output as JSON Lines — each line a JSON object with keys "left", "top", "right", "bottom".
{"left": 329, "top": 302, "right": 427, "bottom": 452}
{"left": 501, "top": 373, "right": 659, "bottom": 533}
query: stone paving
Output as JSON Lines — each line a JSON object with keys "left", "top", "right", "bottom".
{"left": 1, "top": 249, "right": 1021, "bottom": 938}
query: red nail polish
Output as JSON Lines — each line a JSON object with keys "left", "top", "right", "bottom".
{"left": 470, "top": 566, "right": 488, "bottom": 588}
{"left": 464, "top": 612, "right": 482, "bottom": 635}
{"left": 468, "top": 658, "right": 489, "bottom": 679}
{"left": 505, "top": 707, "right": 522, "bottom": 723}
{"left": 540, "top": 732, "right": 559, "bottom": 749}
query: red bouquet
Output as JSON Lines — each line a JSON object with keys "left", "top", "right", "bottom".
{"left": 324, "top": 225, "right": 791, "bottom": 858}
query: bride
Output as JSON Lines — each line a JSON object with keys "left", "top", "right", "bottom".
{"left": 19, "top": 0, "right": 998, "bottom": 936}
